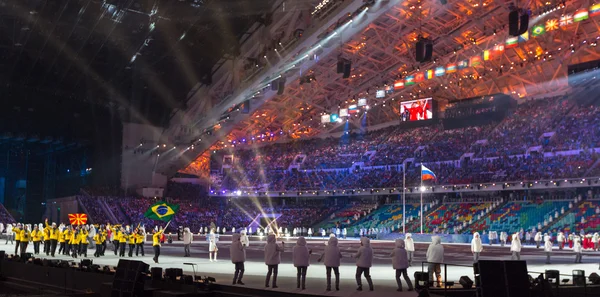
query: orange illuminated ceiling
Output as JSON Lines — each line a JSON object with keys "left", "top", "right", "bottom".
{"left": 199, "top": 0, "right": 600, "bottom": 152}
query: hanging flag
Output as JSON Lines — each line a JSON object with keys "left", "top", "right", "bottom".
{"left": 546, "top": 19, "right": 559, "bottom": 31}
{"left": 518, "top": 31, "right": 529, "bottom": 42}
{"left": 574, "top": 8, "right": 589, "bottom": 22}
{"left": 405, "top": 75, "right": 415, "bottom": 85}
{"left": 434, "top": 66, "right": 445, "bottom": 77}
{"left": 393, "top": 80, "right": 405, "bottom": 90}
{"left": 415, "top": 72, "right": 425, "bottom": 82}
{"left": 144, "top": 201, "right": 180, "bottom": 221}
{"left": 590, "top": 3, "right": 600, "bottom": 17}
{"left": 446, "top": 63, "right": 457, "bottom": 73}
{"left": 68, "top": 213, "right": 88, "bottom": 225}
{"left": 559, "top": 14, "right": 573, "bottom": 26}
{"left": 532, "top": 24, "right": 545, "bottom": 37}
{"left": 470, "top": 56, "right": 482, "bottom": 67}
{"left": 425, "top": 69, "right": 434, "bottom": 79}
{"left": 493, "top": 44, "right": 505, "bottom": 54}
{"left": 483, "top": 50, "right": 491, "bottom": 61}
{"left": 421, "top": 165, "right": 437, "bottom": 181}
{"left": 457, "top": 60, "right": 469, "bottom": 69}
{"left": 506, "top": 36, "right": 519, "bottom": 48}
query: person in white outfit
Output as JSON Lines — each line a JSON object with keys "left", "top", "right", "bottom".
{"left": 500, "top": 232, "right": 507, "bottom": 247}
{"left": 511, "top": 233, "right": 522, "bottom": 260}
{"left": 183, "top": 227, "right": 193, "bottom": 257}
{"left": 264, "top": 234, "right": 284, "bottom": 288}
{"left": 390, "top": 239, "right": 413, "bottom": 292}
{"left": 230, "top": 233, "right": 246, "bottom": 285}
{"left": 5, "top": 223, "right": 13, "bottom": 244}
{"left": 534, "top": 232, "right": 542, "bottom": 248}
{"left": 307, "top": 228, "right": 312, "bottom": 238}
{"left": 593, "top": 233, "right": 599, "bottom": 251}
{"left": 574, "top": 236, "right": 583, "bottom": 263}
{"left": 208, "top": 229, "right": 218, "bottom": 262}
{"left": 557, "top": 232, "right": 565, "bottom": 250}
{"left": 354, "top": 237, "right": 374, "bottom": 291}
{"left": 318, "top": 235, "right": 342, "bottom": 291}
{"left": 293, "top": 236, "right": 311, "bottom": 290}
{"left": 471, "top": 232, "right": 483, "bottom": 262}
{"left": 426, "top": 236, "right": 444, "bottom": 287}
{"left": 321, "top": 229, "right": 326, "bottom": 238}
{"left": 240, "top": 230, "right": 249, "bottom": 247}
{"left": 544, "top": 234, "right": 553, "bottom": 264}
{"left": 405, "top": 233, "right": 415, "bottom": 266}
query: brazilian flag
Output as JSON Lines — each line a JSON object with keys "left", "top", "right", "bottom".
{"left": 144, "top": 201, "right": 180, "bottom": 221}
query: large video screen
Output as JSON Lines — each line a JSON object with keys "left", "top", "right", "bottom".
{"left": 400, "top": 98, "right": 433, "bottom": 122}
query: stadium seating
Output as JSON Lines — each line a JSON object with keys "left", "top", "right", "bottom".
{"left": 0, "top": 203, "right": 15, "bottom": 224}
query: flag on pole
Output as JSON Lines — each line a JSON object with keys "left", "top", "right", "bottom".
{"left": 144, "top": 201, "right": 180, "bottom": 221}
{"left": 421, "top": 165, "right": 437, "bottom": 180}
{"left": 68, "top": 213, "right": 88, "bottom": 225}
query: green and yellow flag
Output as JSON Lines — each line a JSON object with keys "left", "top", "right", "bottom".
{"left": 144, "top": 201, "right": 180, "bottom": 221}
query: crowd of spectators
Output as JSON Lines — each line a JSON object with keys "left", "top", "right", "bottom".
{"left": 210, "top": 95, "right": 600, "bottom": 192}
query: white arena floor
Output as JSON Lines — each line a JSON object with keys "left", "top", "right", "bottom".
{"left": 1, "top": 237, "right": 598, "bottom": 296}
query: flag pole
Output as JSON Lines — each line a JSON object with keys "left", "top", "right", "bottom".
{"left": 402, "top": 164, "right": 406, "bottom": 234}
{"left": 420, "top": 164, "right": 423, "bottom": 234}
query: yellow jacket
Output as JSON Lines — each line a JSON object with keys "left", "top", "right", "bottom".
{"left": 128, "top": 233, "right": 136, "bottom": 244}
{"left": 14, "top": 227, "right": 22, "bottom": 241}
{"left": 20, "top": 230, "right": 31, "bottom": 242}
{"left": 31, "top": 230, "right": 43, "bottom": 242}
{"left": 70, "top": 232, "right": 81, "bottom": 244}
{"left": 79, "top": 230, "right": 89, "bottom": 244}
{"left": 44, "top": 222, "right": 59, "bottom": 240}
{"left": 135, "top": 233, "right": 144, "bottom": 244}
{"left": 42, "top": 228, "right": 50, "bottom": 241}
{"left": 152, "top": 230, "right": 163, "bottom": 247}
{"left": 101, "top": 231, "right": 107, "bottom": 243}
{"left": 93, "top": 233, "right": 103, "bottom": 245}
{"left": 62, "top": 230, "right": 71, "bottom": 243}
{"left": 49, "top": 228, "right": 58, "bottom": 240}
{"left": 57, "top": 229, "right": 65, "bottom": 243}
{"left": 118, "top": 232, "right": 127, "bottom": 243}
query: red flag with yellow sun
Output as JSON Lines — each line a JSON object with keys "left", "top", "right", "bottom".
{"left": 68, "top": 213, "right": 88, "bottom": 225}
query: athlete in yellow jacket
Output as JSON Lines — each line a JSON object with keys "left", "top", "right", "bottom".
{"left": 93, "top": 232, "right": 103, "bottom": 257}
{"left": 135, "top": 230, "right": 145, "bottom": 256}
{"left": 70, "top": 228, "right": 81, "bottom": 258}
{"left": 128, "top": 232, "right": 137, "bottom": 257}
{"left": 79, "top": 228, "right": 89, "bottom": 257}
{"left": 118, "top": 229, "right": 127, "bottom": 257}
{"left": 152, "top": 221, "right": 170, "bottom": 264}
{"left": 19, "top": 226, "right": 31, "bottom": 255}
{"left": 31, "top": 225, "right": 42, "bottom": 255}
{"left": 13, "top": 224, "right": 22, "bottom": 255}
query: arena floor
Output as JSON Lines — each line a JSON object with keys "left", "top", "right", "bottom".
{"left": 1, "top": 236, "right": 597, "bottom": 297}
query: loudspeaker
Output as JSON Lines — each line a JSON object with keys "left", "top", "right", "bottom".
{"left": 337, "top": 59, "right": 345, "bottom": 73}
{"left": 509, "top": 10, "right": 529, "bottom": 36}
{"left": 151, "top": 267, "right": 163, "bottom": 281}
{"left": 573, "top": 270, "right": 585, "bottom": 286}
{"left": 424, "top": 43, "right": 433, "bottom": 62}
{"left": 165, "top": 268, "right": 183, "bottom": 282}
{"left": 342, "top": 61, "right": 352, "bottom": 79}
{"left": 508, "top": 10, "right": 519, "bottom": 36}
{"left": 589, "top": 272, "right": 600, "bottom": 284}
{"left": 504, "top": 261, "right": 530, "bottom": 297}
{"left": 112, "top": 259, "right": 149, "bottom": 297}
{"left": 21, "top": 253, "right": 32, "bottom": 261}
{"left": 476, "top": 261, "right": 507, "bottom": 297}
{"left": 416, "top": 39, "right": 433, "bottom": 62}
{"left": 459, "top": 276, "right": 473, "bottom": 289}
{"left": 545, "top": 270, "right": 559, "bottom": 283}
{"left": 416, "top": 40, "right": 425, "bottom": 62}
{"left": 518, "top": 13, "right": 529, "bottom": 35}
{"left": 414, "top": 271, "right": 429, "bottom": 288}
{"left": 277, "top": 79, "right": 286, "bottom": 95}
{"left": 81, "top": 259, "right": 93, "bottom": 267}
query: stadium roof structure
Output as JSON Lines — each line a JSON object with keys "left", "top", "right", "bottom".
{"left": 152, "top": 0, "right": 600, "bottom": 177}
{"left": 0, "top": 0, "right": 275, "bottom": 126}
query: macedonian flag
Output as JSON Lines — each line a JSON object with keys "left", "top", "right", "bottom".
{"left": 144, "top": 201, "right": 180, "bottom": 222}
{"left": 68, "top": 213, "right": 88, "bottom": 225}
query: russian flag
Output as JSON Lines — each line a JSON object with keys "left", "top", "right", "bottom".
{"left": 421, "top": 165, "right": 436, "bottom": 181}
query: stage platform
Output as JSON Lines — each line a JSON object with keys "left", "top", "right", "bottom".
{"left": 1, "top": 237, "right": 597, "bottom": 296}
